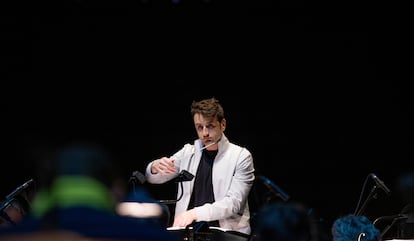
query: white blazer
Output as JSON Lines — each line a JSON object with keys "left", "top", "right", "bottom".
{"left": 145, "top": 134, "right": 255, "bottom": 234}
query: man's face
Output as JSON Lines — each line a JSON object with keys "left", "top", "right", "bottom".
{"left": 193, "top": 113, "right": 225, "bottom": 150}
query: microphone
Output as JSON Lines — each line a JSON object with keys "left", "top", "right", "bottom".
{"left": 257, "top": 175, "right": 290, "bottom": 202}
{"left": 370, "top": 173, "right": 391, "bottom": 196}
{"left": 5, "top": 179, "right": 34, "bottom": 200}
{"left": 174, "top": 170, "right": 194, "bottom": 183}
{"left": 129, "top": 171, "right": 146, "bottom": 184}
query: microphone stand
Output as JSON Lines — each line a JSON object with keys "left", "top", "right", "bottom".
{"left": 0, "top": 198, "right": 17, "bottom": 226}
{"left": 380, "top": 215, "right": 408, "bottom": 237}
{"left": 159, "top": 170, "right": 194, "bottom": 205}
{"left": 0, "top": 179, "right": 34, "bottom": 226}
{"left": 187, "top": 221, "right": 210, "bottom": 241}
{"left": 159, "top": 181, "right": 185, "bottom": 205}
{"left": 128, "top": 171, "right": 146, "bottom": 196}
{"left": 356, "top": 186, "right": 379, "bottom": 216}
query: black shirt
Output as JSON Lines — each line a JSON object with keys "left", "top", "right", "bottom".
{"left": 188, "top": 149, "right": 220, "bottom": 227}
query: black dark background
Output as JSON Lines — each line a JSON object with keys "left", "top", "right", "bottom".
{"left": 1, "top": 0, "right": 411, "bottom": 239}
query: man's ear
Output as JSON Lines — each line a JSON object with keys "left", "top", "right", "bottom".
{"left": 221, "top": 118, "right": 226, "bottom": 131}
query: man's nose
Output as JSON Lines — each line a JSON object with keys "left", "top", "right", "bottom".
{"left": 202, "top": 126, "right": 209, "bottom": 136}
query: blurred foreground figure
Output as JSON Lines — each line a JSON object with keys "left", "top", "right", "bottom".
{"left": 0, "top": 140, "right": 178, "bottom": 241}
{"left": 331, "top": 214, "right": 381, "bottom": 241}
{"left": 250, "top": 202, "right": 319, "bottom": 241}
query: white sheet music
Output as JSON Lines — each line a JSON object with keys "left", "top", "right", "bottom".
{"left": 167, "top": 226, "right": 231, "bottom": 232}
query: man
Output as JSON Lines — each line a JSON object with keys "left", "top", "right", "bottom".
{"left": 145, "top": 97, "right": 255, "bottom": 235}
